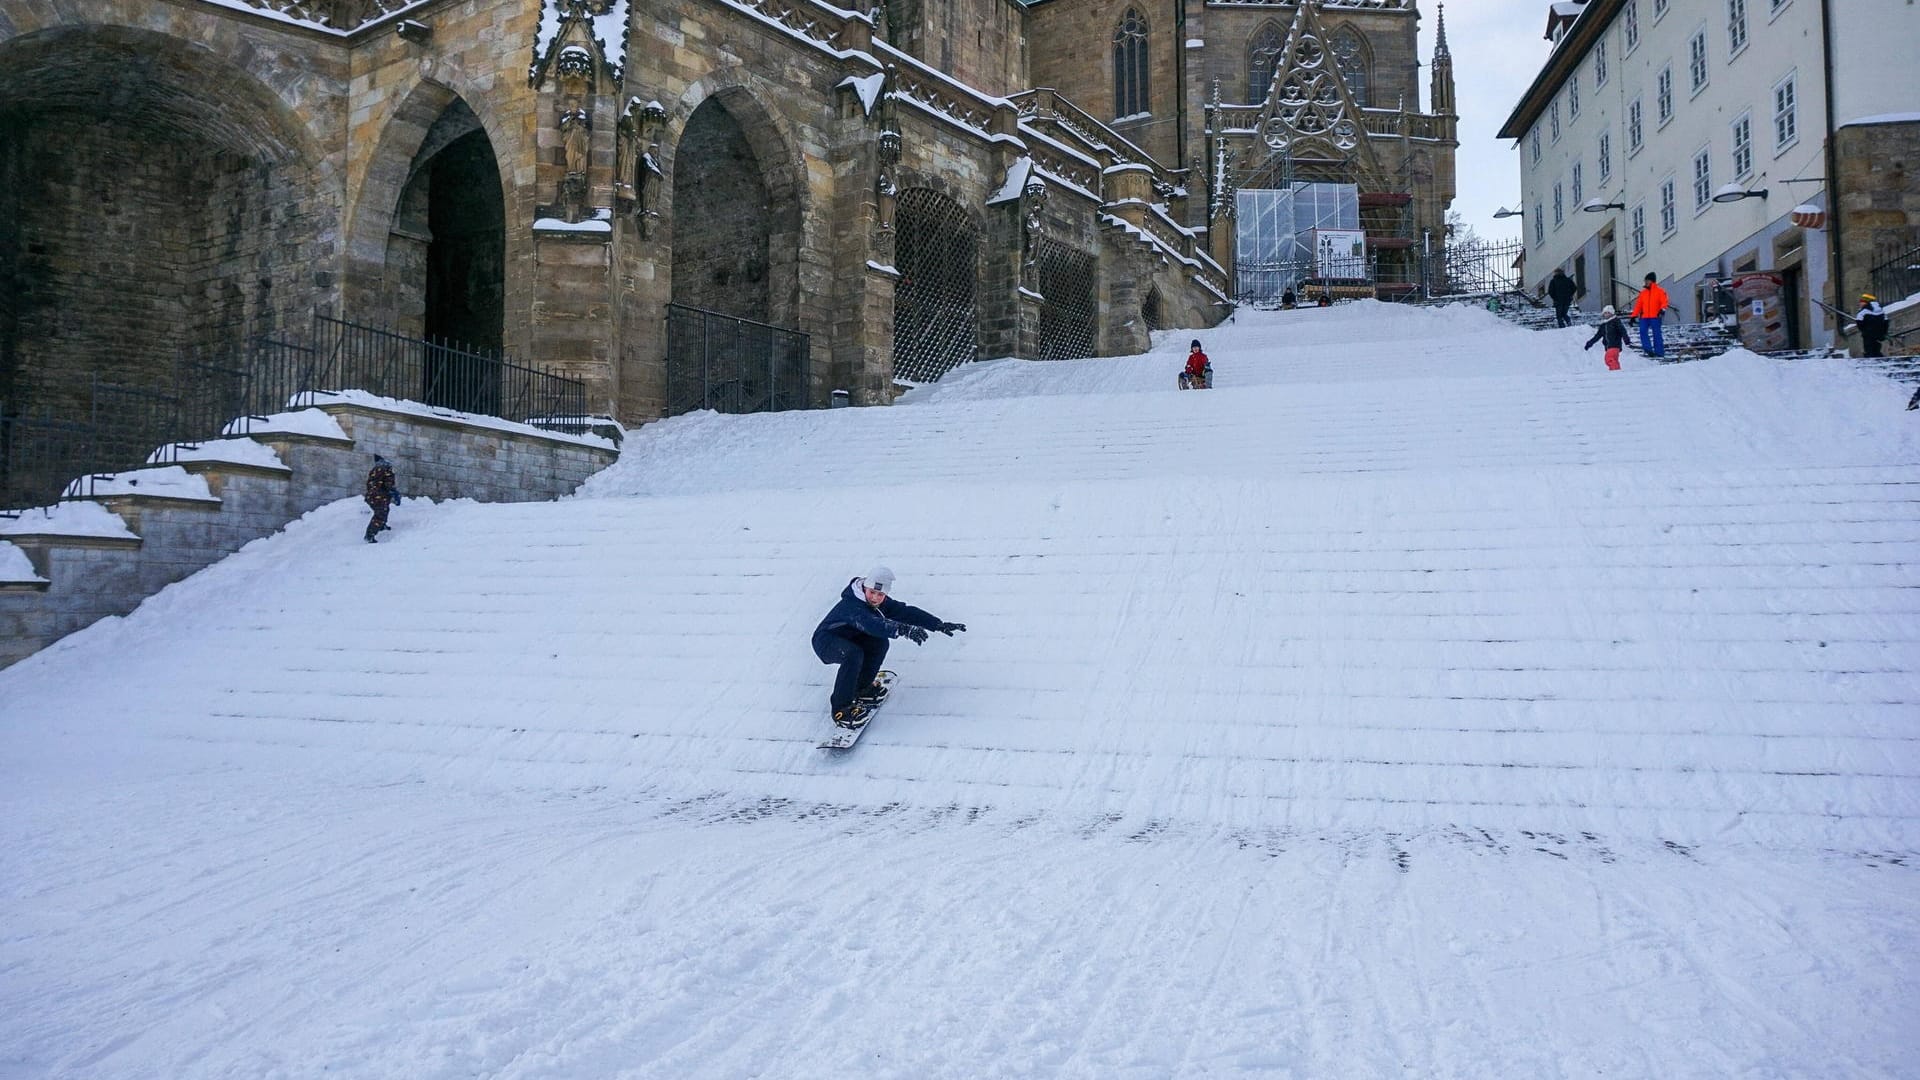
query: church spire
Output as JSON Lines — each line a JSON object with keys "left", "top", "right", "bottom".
{"left": 1429, "top": 2, "right": 1456, "bottom": 116}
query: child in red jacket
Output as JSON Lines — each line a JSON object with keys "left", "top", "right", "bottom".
{"left": 1180, "top": 340, "right": 1212, "bottom": 389}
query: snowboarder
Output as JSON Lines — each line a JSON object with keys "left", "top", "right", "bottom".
{"left": 1631, "top": 272, "right": 1669, "bottom": 358}
{"left": 1548, "top": 268, "right": 1578, "bottom": 328}
{"left": 1583, "top": 305, "right": 1632, "bottom": 371}
{"left": 1180, "top": 340, "right": 1212, "bottom": 389}
{"left": 1854, "top": 293, "right": 1889, "bottom": 358}
{"left": 811, "top": 567, "right": 964, "bottom": 729}
{"left": 363, "top": 454, "right": 401, "bottom": 543}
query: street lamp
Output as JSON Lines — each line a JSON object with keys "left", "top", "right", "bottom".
{"left": 1583, "top": 197, "right": 1625, "bottom": 213}
{"left": 1492, "top": 206, "right": 1524, "bottom": 219}
{"left": 1712, "top": 183, "right": 1768, "bottom": 204}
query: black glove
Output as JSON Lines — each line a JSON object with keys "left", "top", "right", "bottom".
{"left": 900, "top": 625, "right": 928, "bottom": 645}
{"left": 390, "top": 492, "right": 402, "bottom": 505}
{"left": 1583, "top": 343, "right": 1592, "bottom": 351}
{"left": 936, "top": 622, "right": 967, "bottom": 635}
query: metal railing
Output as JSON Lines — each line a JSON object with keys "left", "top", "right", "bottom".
{"left": 664, "top": 304, "right": 811, "bottom": 417}
{"left": 1, "top": 315, "right": 591, "bottom": 510}
{"left": 1869, "top": 241, "right": 1920, "bottom": 309}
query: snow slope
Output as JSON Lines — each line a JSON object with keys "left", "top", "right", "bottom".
{"left": 3, "top": 303, "right": 1917, "bottom": 1078}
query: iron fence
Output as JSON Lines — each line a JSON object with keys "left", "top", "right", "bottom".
{"left": 0, "top": 315, "right": 590, "bottom": 511}
{"left": 1869, "top": 241, "right": 1920, "bottom": 310}
{"left": 664, "top": 304, "right": 811, "bottom": 417}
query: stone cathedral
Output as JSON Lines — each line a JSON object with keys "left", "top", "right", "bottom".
{"left": 0, "top": 0, "right": 1456, "bottom": 427}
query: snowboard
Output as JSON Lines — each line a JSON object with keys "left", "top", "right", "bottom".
{"left": 817, "top": 670, "right": 897, "bottom": 751}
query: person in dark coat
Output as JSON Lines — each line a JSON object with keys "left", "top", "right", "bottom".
{"left": 1583, "top": 305, "right": 1632, "bottom": 371}
{"left": 1855, "top": 293, "right": 1889, "bottom": 358}
{"left": 1280, "top": 288, "right": 1298, "bottom": 309}
{"left": 363, "top": 454, "right": 401, "bottom": 542}
{"left": 1315, "top": 292, "right": 1333, "bottom": 307}
{"left": 1547, "top": 268, "right": 1578, "bottom": 328}
{"left": 811, "top": 567, "right": 964, "bottom": 728}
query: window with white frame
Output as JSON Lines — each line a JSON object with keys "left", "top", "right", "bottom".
{"left": 1554, "top": 181, "right": 1564, "bottom": 227}
{"left": 1731, "top": 112, "right": 1753, "bottom": 178}
{"left": 1628, "top": 99, "right": 1643, "bottom": 153}
{"left": 1596, "top": 39, "right": 1609, "bottom": 87}
{"left": 1660, "top": 177, "right": 1678, "bottom": 236}
{"left": 1531, "top": 126, "right": 1542, "bottom": 163}
{"left": 1770, "top": 0, "right": 1789, "bottom": 13}
{"left": 1631, "top": 204, "right": 1647, "bottom": 258}
{"left": 1657, "top": 66, "right": 1674, "bottom": 125}
{"left": 1729, "top": 0, "right": 1749, "bottom": 53}
{"left": 1692, "top": 148, "right": 1712, "bottom": 211}
{"left": 1551, "top": 101, "right": 1561, "bottom": 143}
{"left": 1535, "top": 203, "right": 1545, "bottom": 246}
{"left": 1653, "top": 0, "right": 1669, "bottom": 19}
{"left": 1773, "top": 72, "right": 1798, "bottom": 150}
{"left": 1569, "top": 76, "right": 1581, "bottom": 120}
{"left": 1572, "top": 161, "right": 1584, "bottom": 205}
{"left": 1599, "top": 131, "right": 1613, "bottom": 180}
{"left": 1625, "top": 1, "right": 1640, "bottom": 53}
{"left": 1689, "top": 31, "right": 1709, "bottom": 93}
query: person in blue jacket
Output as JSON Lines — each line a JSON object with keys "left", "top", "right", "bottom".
{"left": 811, "top": 566, "right": 964, "bottom": 729}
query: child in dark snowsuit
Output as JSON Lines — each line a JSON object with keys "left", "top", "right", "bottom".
{"left": 364, "top": 454, "right": 401, "bottom": 542}
{"left": 1584, "top": 305, "right": 1632, "bottom": 371}
{"left": 811, "top": 567, "right": 964, "bottom": 728}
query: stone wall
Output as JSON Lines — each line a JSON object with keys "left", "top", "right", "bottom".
{"left": 1025, "top": 0, "right": 1183, "bottom": 168}
{"left": 0, "top": 403, "right": 617, "bottom": 669}
{"left": 1833, "top": 119, "right": 1920, "bottom": 310}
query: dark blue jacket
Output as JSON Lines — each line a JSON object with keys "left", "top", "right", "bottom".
{"left": 1586, "top": 316, "right": 1631, "bottom": 350}
{"left": 813, "top": 579, "right": 942, "bottom": 643}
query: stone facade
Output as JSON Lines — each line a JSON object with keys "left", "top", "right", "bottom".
{"left": 1833, "top": 119, "right": 1920, "bottom": 318}
{"left": 0, "top": 401, "right": 616, "bottom": 669}
{"left": 1, "top": 0, "right": 1274, "bottom": 443}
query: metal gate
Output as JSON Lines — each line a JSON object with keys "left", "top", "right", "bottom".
{"left": 1035, "top": 235, "right": 1098, "bottom": 361}
{"left": 664, "top": 304, "right": 810, "bottom": 417}
{"left": 892, "top": 188, "right": 978, "bottom": 382}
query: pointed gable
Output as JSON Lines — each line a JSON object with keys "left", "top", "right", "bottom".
{"left": 1247, "top": 2, "right": 1388, "bottom": 185}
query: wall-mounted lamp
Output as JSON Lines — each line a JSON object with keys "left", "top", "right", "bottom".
{"left": 1582, "top": 197, "right": 1625, "bottom": 213}
{"left": 1492, "top": 206, "right": 1524, "bottom": 219}
{"left": 396, "top": 19, "right": 433, "bottom": 44}
{"left": 1712, "top": 183, "right": 1768, "bottom": 204}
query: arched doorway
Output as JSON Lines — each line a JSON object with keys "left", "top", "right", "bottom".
{"left": 892, "top": 187, "right": 979, "bottom": 381}
{"left": 664, "top": 93, "right": 807, "bottom": 417}
{"left": 0, "top": 25, "right": 313, "bottom": 422}
{"left": 381, "top": 98, "right": 505, "bottom": 413}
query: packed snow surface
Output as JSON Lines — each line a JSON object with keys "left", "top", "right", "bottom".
{"left": 3, "top": 303, "right": 1917, "bottom": 1077}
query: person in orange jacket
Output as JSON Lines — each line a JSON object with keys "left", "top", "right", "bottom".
{"left": 1631, "top": 272, "right": 1669, "bottom": 358}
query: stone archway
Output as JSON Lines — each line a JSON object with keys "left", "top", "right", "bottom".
{"left": 348, "top": 84, "right": 509, "bottom": 353}
{"left": 892, "top": 187, "right": 979, "bottom": 381}
{"left": 670, "top": 96, "right": 774, "bottom": 323}
{"left": 658, "top": 88, "right": 809, "bottom": 418}
{"left": 0, "top": 23, "right": 317, "bottom": 420}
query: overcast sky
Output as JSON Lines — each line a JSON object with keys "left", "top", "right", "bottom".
{"left": 1417, "top": 0, "right": 1553, "bottom": 242}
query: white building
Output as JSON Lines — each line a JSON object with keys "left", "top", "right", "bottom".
{"left": 1499, "top": 0, "right": 1920, "bottom": 350}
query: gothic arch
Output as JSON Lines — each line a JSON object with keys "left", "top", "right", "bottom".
{"left": 1112, "top": 6, "right": 1150, "bottom": 119}
{"left": 1247, "top": 20, "right": 1286, "bottom": 105}
{"left": 1328, "top": 24, "right": 1373, "bottom": 109}
{"left": 0, "top": 22, "right": 324, "bottom": 428}
{"left": 657, "top": 79, "right": 809, "bottom": 333}
{"left": 343, "top": 79, "right": 510, "bottom": 343}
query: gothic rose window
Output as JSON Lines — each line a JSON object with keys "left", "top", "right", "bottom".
{"left": 1113, "top": 8, "right": 1150, "bottom": 119}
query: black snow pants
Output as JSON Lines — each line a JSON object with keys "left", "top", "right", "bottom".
{"left": 813, "top": 629, "right": 889, "bottom": 712}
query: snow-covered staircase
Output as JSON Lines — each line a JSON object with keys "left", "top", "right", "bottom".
{"left": 7, "top": 304, "right": 1915, "bottom": 852}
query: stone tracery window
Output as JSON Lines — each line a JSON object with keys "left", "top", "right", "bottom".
{"left": 1113, "top": 8, "right": 1150, "bottom": 119}
{"left": 1330, "top": 27, "right": 1370, "bottom": 107}
{"left": 1247, "top": 22, "right": 1284, "bottom": 104}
